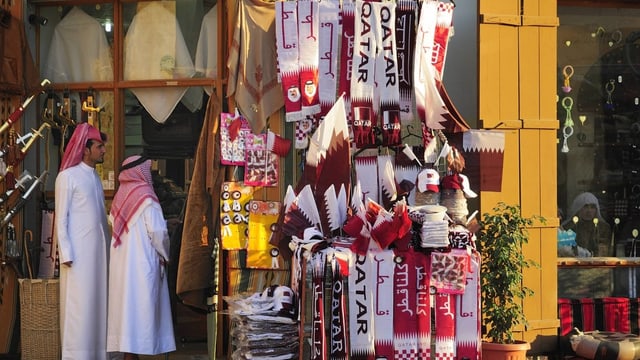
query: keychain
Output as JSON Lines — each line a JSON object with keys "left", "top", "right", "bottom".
{"left": 562, "top": 65, "right": 574, "bottom": 93}
{"left": 561, "top": 96, "right": 574, "bottom": 153}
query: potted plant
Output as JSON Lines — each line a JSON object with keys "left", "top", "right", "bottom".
{"left": 477, "top": 202, "right": 544, "bottom": 359}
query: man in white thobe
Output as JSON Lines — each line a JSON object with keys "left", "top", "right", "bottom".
{"left": 55, "top": 123, "right": 110, "bottom": 360}
{"left": 107, "top": 155, "right": 176, "bottom": 359}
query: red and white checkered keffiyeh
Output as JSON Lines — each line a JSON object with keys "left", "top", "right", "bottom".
{"left": 110, "top": 155, "right": 159, "bottom": 248}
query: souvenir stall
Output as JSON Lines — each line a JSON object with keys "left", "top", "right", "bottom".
{"left": 217, "top": 0, "right": 506, "bottom": 358}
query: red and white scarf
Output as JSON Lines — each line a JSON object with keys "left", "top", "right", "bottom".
{"left": 393, "top": 249, "right": 419, "bottom": 359}
{"left": 276, "top": 0, "right": 303, "bottom": 122}
{"left": 375, "top": 1, "right": 401, "bottom": 147}
{"left": 110, "top": 156, "right": 159, "bottom": 247}
{"left": 434, "top": 293, "right": 456, "bottom": 359}
{"left": 298, "top": 0, "right": 321, "bottom": 117}
{"left": 395, "top": 0, "right": 417, "bottom": 123}
{"left": 350, "top": 0, "right": 377, "bottom": 148}
{"left": 318, "top": 0, "right": 341, "bottom": 117}
{"left": 354, "top": 156, "right": 379, "bottom": 204}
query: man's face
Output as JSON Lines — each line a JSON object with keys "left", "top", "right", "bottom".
{"left": 84, "top": 140, "right": 106, "bottom": 167}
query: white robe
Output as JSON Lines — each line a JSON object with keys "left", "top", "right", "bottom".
{"left": 107, "top": 200, "right": 176, "bottom": 355}
{"left": 55, "top": 163, "right": 110, "bottom": 360}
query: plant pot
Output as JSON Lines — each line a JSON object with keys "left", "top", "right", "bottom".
{"left": 481, "top": 340, "right": 530, "bottom": 360}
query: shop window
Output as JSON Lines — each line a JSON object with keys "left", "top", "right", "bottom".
{"left": 557, "top": 2, "right": 640, "bottom": 298}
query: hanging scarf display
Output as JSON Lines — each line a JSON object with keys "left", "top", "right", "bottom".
{"left": 348, "top": 252, "right": 375, "bottom": 360}
{"left": 375, "top": 1, "right": 402, "bottom": 147}
{"left": 311, "top": 251, "right": 327, "bottom": 360}
{"left": 350, "top": 0, "right": 377, "bottom": 148}
{"left": 220, "top": 112, "right": 251, "bottom": 165}
{"left": 455, "top": 251, "right": 482, "bottom": 360}
{"left": 244, "top": 133, "right": 279, "bottom": 187}
{"left": 298, "top": 0, "right": 321, "bottom": 117}
{"left": 373, "top": 250, "right": 395, "bottom": 359}
{"left": 247, "top": 200, "right": 284, "bottom": 269}
{"left": 434, "top": 293, "right": 456, "bottom": 360}
{"left": 220, "top": 181, "right": 254, "bottom": 250}
{"left": 393, "top": 249, "right": 419, "bottom": 359}
{"left": 395, "top": 0, "right": 417, "bottom": 123}
{"left": 275, "top": 0, "right": 303, "bottom": 122}
{"left": 318, "top": 0, "right": 341, "bottom": 117}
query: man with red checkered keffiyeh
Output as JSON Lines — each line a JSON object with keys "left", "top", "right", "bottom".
{"left": 107, "top": 155, "right": 176, "bottom": 359}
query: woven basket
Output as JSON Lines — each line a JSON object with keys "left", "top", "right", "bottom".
{"left": 18, "top": 278, "right": 61, "bottom": 360}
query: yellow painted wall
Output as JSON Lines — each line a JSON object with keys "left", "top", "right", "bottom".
{"left": 478, "top": 0, "right": 560, "bottom": 352}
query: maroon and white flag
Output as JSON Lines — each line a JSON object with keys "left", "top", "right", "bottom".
{"left": 276, "top": 0, "right": 303, "bottom": 122}
{"left": 298, "top": 0, "right": 321, "bottom": 117}
{"left": 375, "top": 1, "right": 401, "bottom": 147}
{"left": 350, "top": 0, "right": 377, "bottom": 148}
{"left": 318, "top": 0, "right": 341, "bottom": 117}
{"left": 311, "top": 251, "right": 328, "bottom": 360}
{"left": 338, "top": 0, "right": 355, "bottom": 140}
{"left": 415, "top": 251, "right": 431, "bottom": 359}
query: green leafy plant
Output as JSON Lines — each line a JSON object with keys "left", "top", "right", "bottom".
{"left": 477, "top": 202, "right": 544, "bottom": 344}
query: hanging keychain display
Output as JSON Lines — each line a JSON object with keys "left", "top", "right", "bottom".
{"left": 561, "top": 96, "right": 575, "bottom": 153}
{"left": 605, "top": 79, "right": 616, "bottom": 111}
{"left": 562, "top": 65, "right": 574, "bottom": 93}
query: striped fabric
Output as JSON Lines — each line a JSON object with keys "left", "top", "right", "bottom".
{"left": 558, "top": 297, "right": 640, "bottom": 336}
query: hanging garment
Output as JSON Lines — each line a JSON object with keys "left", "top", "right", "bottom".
{"left": 124, "top": 2, "right": 200, "bottom": 123}
{"left": 227, "top": 0, "right": 284, "bottom": 134}
{"left": 44, "top": 6, "right": 113, "bottom": 83}
{"left": 194, "top": 4, "right": 219, "bottom": 96}
{"left": 177, "top": 94, "right": 224, "bottom": 310}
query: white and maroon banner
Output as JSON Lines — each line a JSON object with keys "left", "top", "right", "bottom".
{"left": 318, "top": 0, "right": 341, "bottom": 117}
{"left": 462, "top": 129, "right": 506, "bottom": 192}
{"left": 375, "top": 1, "right": 401, "bottom": 147}
{"left": 373, "top": 250, "right": 395, "bottom": 359}
{"left": 455, "top": 250, "right": 481, "bottom": 360}
{"left": 276, "top": 0, "right": 303, "bottom": 122}
{"left": 395, "top": 0, "right": 417, "bottom": 123}
{"left": 349, "top": 252, "right": 376, "bottom": 360}
{"left": 354, "top": 155, "right": 379, "bottom": 204}
{"left": 435, "top": 293, "right": 456, "bottom": 360}
{"left": 350, "top": 0, "right": 378, "bottom": 148}
{"left": 298, "top": 0, "right": 322, "bottom": 117}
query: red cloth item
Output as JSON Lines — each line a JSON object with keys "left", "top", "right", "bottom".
{"left": 59, "top": 123, "right": 106, "bottom": 171}
{"left": 110, "top": 155, "right": 159, "bottom": 247}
